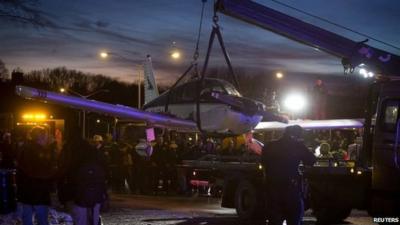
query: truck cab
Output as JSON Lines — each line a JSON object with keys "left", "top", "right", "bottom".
{"left": 218, "top": 79, "right": 400, "bottom": 223}
{"left": 369, "top": 79, "right": 400, "bottom": 217}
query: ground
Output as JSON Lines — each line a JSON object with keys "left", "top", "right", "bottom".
{"left": 0, "top": 194, "right": 378, "bottom": 225}
{"left": 101, "top": 194, "right": 378, "bottom": 225}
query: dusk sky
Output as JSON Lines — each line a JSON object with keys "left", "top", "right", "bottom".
{"left": 1, "top": 0, "right": 399, "bottom": 85}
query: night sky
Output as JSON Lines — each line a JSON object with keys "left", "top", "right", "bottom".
{"left": 1, "top": 0, "right": 399, "bottom": 85}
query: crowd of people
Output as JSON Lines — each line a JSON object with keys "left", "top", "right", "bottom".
{"left": 0, "top": 126, "right": 256, "bottom": 225}
{"left": 0, "top": 126, "right": 107, "bottom": 225}
{"left": 306, "top": 129, "right": 363, "bottom": 162}
{"left": 98, "top": 132, "right": 254, "bottom": 196}
{"left": 0, "top": 123, "right": 364, "bottom": 225}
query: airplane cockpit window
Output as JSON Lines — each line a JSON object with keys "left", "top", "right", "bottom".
{"left": 214, "top": 86, "right": 224, "bottom": 92}
{"left": 201, "top": 80, "right": 226, "bottom": 95}
{"left": 223, "top": 82, "right": 241, "bottom": 97}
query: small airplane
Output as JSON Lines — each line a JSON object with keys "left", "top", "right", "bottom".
{"left": 16, "top": 55, "right": 286, "bottom": 135}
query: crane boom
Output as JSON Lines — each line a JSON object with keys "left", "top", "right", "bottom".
{"left": 216, "top": 0, "right": 400, "bottom": 76}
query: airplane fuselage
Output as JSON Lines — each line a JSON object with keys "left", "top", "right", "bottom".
{"left": 143, "top": 78, "right": 264, "bottom": 134}
{"left": 144, "top": 102, "right": 262, "bottom": 134}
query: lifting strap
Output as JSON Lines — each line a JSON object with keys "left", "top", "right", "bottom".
{"left": 196, "top": 11, "right": 240, "bottom": 133}
{"left": 164, "top": 0, "right": 207, "bottom": 113}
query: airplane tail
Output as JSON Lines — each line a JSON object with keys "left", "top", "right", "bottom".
{"left": 143, "top": 55, "right": 159, "bottom": 105}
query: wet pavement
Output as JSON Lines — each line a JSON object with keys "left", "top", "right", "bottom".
{"left": 0, "top": 194, "right": 378, "bottom": 225}
{"left": 100, "top": 194, "right": 378, "bottom": 225}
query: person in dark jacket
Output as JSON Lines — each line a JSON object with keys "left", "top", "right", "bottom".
{"left": 57, "top": 126, "right": 87, "bottom": 207}
{"left": 0, "top": 132, "right": 15, "bottom": 169}
{"left": 150, "top": 136, "right": 168, "bottom": 193}
{"left": 261, "top": 125, "right": 316, "bottom": 225}
{"left": 17, "top": 127, "right": 57, "bottom": 225}
{"left": 312, "top": 79, "right": 328, "bottom": 120}
{"left": 72, "top": 137, "right": 107, "bottom": 225}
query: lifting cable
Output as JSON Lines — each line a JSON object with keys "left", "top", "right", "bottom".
{"left": 196, "top": 4, "right": 240, "bottom": 133}
{"left": 164, "top": 0, "right": 207, "bottom": 113}
{"left": 270, "top": 0, "right": 400, "bottom": 51}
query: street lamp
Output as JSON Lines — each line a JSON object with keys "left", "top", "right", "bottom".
{"left": 60, "top": 88, "right": 109, "bottom": 138}
{"left": 170, "top": 41, "right": 182, "bottom": 60}
{"left": 171, "top": 51, "right": 181, "bottom": 59}
{"left": 99, "top": 51, "right": 143, "bottom": 108}
{"left": 100, "top": 51, "right": 109, "bottom": 59}
{"left": 276, "top": 72, "right": 284, "bottom": 79}
{"left": 59, "top": 88, "right": 109, "bottom": 98}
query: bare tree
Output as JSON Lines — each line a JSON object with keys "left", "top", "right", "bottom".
{"left": 0, "top": 0, "right": 52, "bottom": 26}
{"left": 23, "top": 67, "right": 139, "bottom": 106}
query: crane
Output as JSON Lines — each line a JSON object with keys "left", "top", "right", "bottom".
{"left": 213, "top": 0, "right": 400, "bottom": 221}
{"left": 215, "top": 0, "right": 400, "bottom": 76}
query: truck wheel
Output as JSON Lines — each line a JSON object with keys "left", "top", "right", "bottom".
{"left": 234, "top": 180, "right": 264, "bottom": 221}
{"left": 313, "top": 207, "right": 351, "bottom": 224}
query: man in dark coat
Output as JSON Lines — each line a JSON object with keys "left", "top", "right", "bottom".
{"left": 312, "top": 79, "right": 328, "bottom": 119}
{"left": 17, "top": 127, "right": 56, "bottom": 225}
{"left": 246, "top": 125, "right": 316, "bottom": 225}
{"left": 0, "top": 132, "right": 15, "bottom": 169}
{"left": 150, "top": 136, "right": 168, "bottom": 193}
{"left": 261, "top": 125, "right": 316, "bottom": 225}
{"left": 71, "top": 137, "right": 107, "bottom": 225}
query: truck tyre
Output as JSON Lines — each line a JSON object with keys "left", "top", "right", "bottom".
{"left": 313, "top": 207, "right": 351, "bottom": 224}
{"left": 234, "top": 180, "right": 264, "bottom": 221}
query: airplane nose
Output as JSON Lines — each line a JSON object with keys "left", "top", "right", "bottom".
{"left": 244, "top": 101, "right": 288, "bottom": 123}
{"left": 256, "top": 102, "right": 266, "bottom": 112}
{"left": 209, "top": 91, "right": 287, "bottom": 123}
{"left": 210, "top": 91, "right": 263, "bottom": 115}
{"left": 240, "top": 99, "right": 262, "bottom": 115}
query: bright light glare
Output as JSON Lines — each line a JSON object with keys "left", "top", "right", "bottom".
{"left": 171, "top": 51, "right": 180, "bottom": 59}
{"left": 283, "top": 93, "right": 307, "bottom": 113}
{"left": 359, "top": 68, "right": 367, "bottom": 77}
{"left": 276, "top": 72, "right": 283, "bottom": 79}
{"left": 22, "top": 113, "right": 47, "bottom": 121}
{"left": 359, "top": 68, "right": 374, "bottom": 78}
{"left": 368, "top": 72, "right": 374, "bottom": 77}
{"left": 314, "top": 146, "right": 321, "bottom": 157}
{"left": 59, "top": 88, "right": 66, "bottom": 93}
{"left": 100, "top": 52, "right": 109, "bottom": 58}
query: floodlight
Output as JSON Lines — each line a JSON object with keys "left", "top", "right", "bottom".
{"left": 283, "top": 93, "right": 307, "bottom": 113}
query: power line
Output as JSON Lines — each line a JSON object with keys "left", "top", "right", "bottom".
{"left": 269, "top": 0, "right": 400, "bottom": 51}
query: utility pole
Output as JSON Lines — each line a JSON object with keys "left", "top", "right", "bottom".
{"left": 137, "top": 64, "right": 141, "bottom": 108}
{"left": 60, "top": 88, "right": 109, "bottom": 139}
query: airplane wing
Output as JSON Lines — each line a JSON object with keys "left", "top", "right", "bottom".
{"left": 254, "top": 119, "right": 364, "bottom": 131}
{"left": 15, "top": 85, "right": 197, "bottom": 132}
